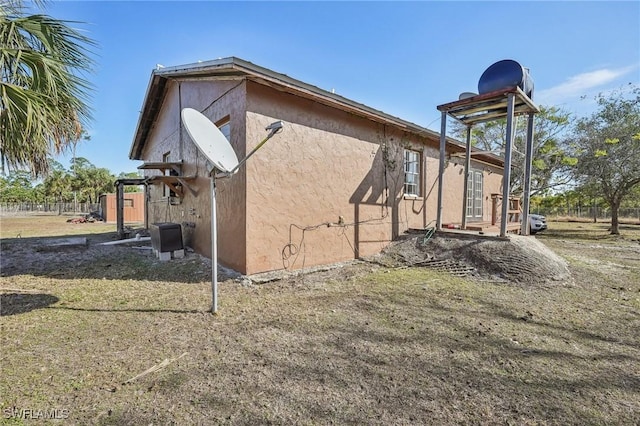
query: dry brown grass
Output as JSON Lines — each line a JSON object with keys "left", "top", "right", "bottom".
{"left": 545, "top": 215, "right": 640, "bottom": 225}
{"left": 0, "top": 214, "right": 117, "bottom": 239}
{"left": 1, "top": 217, "right": 639, "bottom": 425}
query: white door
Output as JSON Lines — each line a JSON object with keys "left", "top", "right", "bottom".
{"left": 466, "top": 171, "right": 483, "bottom": 221}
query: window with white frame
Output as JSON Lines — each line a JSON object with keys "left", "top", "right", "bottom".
{"left": 466, "top": 170, "right": 483, "bottom": 219}
{"left": 474, "top": 171, "right": 483, "bottom": 217}
{"left": 404, "top": 149, "right": 421, "bottom": 197}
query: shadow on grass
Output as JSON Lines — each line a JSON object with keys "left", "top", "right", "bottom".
{"left": 190, "top": 302, "right": 640, "bottom": 425}
{"left": 47, "top": 306, "right": 208, "bottom": 314}
{"left": 0, "top": 292, "right": 59, "bottom": 316}
{"left": 0, "top": 232, "right": 210, "bottom": 284}
{"left": 476, "top": 298, "right": 640, "bottom": 352}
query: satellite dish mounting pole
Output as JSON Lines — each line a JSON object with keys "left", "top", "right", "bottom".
{"left": 210, "top": 122, "right": 282, "bottom": 314}
{"left": 229, "top": 122, "right": 283, "bottom": 175}
{"left": 210, "top": 174, "right": 219, "bottom": 313}
{"left": 181, "top": 108, "right": 284, "bottom": 314}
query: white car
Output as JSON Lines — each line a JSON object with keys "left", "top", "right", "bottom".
{"left": 529, "top": 214, "right": 547, "bottom": 234}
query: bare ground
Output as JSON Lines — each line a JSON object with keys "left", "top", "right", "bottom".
{"left": 1, "top": 216, "right": 639, "bottom": 425}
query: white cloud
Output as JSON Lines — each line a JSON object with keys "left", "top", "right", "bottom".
{"left": 536, "top": 65, "right": 638, "bottom": 107}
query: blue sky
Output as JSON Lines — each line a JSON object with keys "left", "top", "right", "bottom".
{"left": 44, "top": 1, "right": 639, "bottom": 175}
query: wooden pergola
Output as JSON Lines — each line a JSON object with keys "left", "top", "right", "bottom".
{"left": 436, "top": 86, "right": 539, "bottom": 237}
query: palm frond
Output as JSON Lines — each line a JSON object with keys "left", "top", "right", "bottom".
{"left": 0, "top": 6, "right": 95, "bottom": 176}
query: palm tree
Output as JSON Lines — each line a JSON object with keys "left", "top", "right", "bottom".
{"left": 69, "top": 156, "right": 115, "bottom": 203}
{"left": 43, "top": 167, "right": 71, "bottom": 214}
{"left": 0, "top": 0, "right": 95, "bottom": 176}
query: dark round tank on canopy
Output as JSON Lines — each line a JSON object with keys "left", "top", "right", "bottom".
{"left": 478, "top": 59, "right": 534, "bottom": 99}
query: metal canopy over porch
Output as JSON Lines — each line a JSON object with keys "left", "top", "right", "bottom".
{"left": 436, "top": 86, "right": 539, "bottom": 237}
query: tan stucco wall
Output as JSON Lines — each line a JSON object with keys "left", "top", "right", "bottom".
{"left": 139, "top": 79, "right": 248, "bottom": 272}
{"left": 242, "top": 82, "right": 459, "bottom": 274}
{"left": 141, "top": 78, "right": 505, "bottom": 275}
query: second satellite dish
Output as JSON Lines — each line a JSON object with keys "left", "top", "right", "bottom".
{"left": 181, "top": 108, "right": 239, "bottom": 173}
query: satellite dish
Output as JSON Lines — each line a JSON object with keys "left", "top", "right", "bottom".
{"left": 459, "top": 92, "right": 477, "bottom": 100}
{"left": 180, "top": 107, "right": 284, "bottom": 315}
{"left": 181, "top": 108, "right": 239, "bottom": 173}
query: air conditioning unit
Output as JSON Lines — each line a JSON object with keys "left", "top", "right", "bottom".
{"left": 149, "top": 222, "right": 184, "bottom": 260}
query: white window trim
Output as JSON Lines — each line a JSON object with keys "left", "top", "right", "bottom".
{"left": 466, "top": 169, "right": 483, "bottom": 219}
{"left": 403, "top": 149, "right": 421, "bottom": 197}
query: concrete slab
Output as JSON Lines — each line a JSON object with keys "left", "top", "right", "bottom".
{"left": 158, "top": 252, "right": 171, "bottom": 261}
{"left": 46, "top": 237, "right": 88, "bottom": 248}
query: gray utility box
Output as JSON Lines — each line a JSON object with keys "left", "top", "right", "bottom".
{"left": 150, "top": 222, "right": 184, "bottom": 260}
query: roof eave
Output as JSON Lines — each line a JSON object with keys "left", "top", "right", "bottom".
{"left": 129, "top": 57, "right": 504, "bottom": 168}
{"left": 129, "top": 71, "right": 168, "bottom": 160}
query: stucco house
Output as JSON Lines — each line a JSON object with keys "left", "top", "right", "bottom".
{"left": 129, "top": 57, "right": 506, "bottom": 275}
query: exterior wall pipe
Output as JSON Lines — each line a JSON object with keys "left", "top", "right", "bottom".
{"left": 99, "top": 236, "right": 151, "bottom": 246}
{"left": 500, "top": 93, "right": 516, "bottom": 237}
{"left": 520, "top": 113, "right": 535, "bottom": 235}
{"left": 461, "top": 126, "right": 472, "bottom": 230}
{"left": 436, "top": 111, "right": 447, "bottom": 230}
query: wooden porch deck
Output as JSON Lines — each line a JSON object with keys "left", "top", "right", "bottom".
{"left": 463, "top": 221, "right": 522, "bottom": 234}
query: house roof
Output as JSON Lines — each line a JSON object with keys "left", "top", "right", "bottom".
{"left": 129, "top": 57, "right": 504, "bottom": 167}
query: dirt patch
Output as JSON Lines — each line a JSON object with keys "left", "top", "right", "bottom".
{"left": 370, "top": 232, "right": 570, "bottom": 286}
{"left": 0, "top": 226, "right": 574, "bottom": 291}
{"left": 246, "top": 232, "right": 571, "bottom": 287}
{"left": 1, "top": 218, "right": 639, "bottom": 425}
{"left": 0, "top": 232, "right": 216, "bottom": 284}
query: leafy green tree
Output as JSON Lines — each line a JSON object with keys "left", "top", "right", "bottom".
{"left": 0, "top": 174, "right": 7, "bottom": 198}
{"left": 118, "top": 171, "right": 144, "bottom": 193}
{"left": 568, "top": 85, "right": 640, "bottom": 234}
{"left": 0, "top": 0, "right": 95, "bottom": 176}
{"left": 70, "top": 157, "right": 115, "bottom": 203}
{"left": 87, "top": 167, "right": 115, "bottom": 202}
{"left": 451, "top": 106, "right": 573, "bottom": 195}
{"left": 32, "top": 182, "right": 45, "bottom": 203}
{"left": 43, "top": 167, "right": 71, "bottom": 213}
{"left": 623, "top": 185, "right": 640, "bottom": 208}
{"left": 0, "top": 169, "right": 34, "bottom": 201}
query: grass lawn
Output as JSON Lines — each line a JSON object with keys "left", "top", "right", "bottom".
{"left": 0, "top": 214, "right": 118, "bottom": 239}
{"left": 1, "top": 216, "right": 639, "bottom": 424}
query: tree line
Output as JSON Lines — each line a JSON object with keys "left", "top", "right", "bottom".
{"left": 0, "top": 158, "right": 141, "bottom": 204}
{"left": 530, "top": 188, "right": 640, "bottom": 219}
{"left": 1, "top": 1, "right": 639, "bottom": 234}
